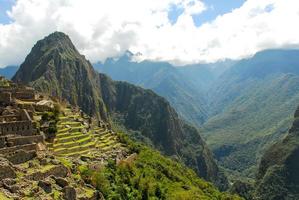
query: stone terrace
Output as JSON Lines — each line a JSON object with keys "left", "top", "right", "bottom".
{"left": 47, "top": 107, "right": 128, "bottom": 162}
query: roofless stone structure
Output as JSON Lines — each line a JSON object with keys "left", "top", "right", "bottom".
{"left": 0, "top": 77, "right": 49, "bottom": 164}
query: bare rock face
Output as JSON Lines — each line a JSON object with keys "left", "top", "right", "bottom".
{"left": 0, "top": 158, "right": 16, "bottom": 180}
{"left": 63, "top": 186, "right": 76, "bottom": 200}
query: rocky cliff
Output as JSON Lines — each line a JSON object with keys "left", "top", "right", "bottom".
{"left": 12, "top": 32, "right": 228, "bottom": 190}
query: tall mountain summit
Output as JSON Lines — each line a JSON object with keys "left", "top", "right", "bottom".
{"left": 13, "top": 32, "right": 108, "bottom": 120}
{"left": 12, "top": 32, "right": 228, "bottom": 189}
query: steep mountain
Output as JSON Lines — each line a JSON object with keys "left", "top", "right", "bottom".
{"left": 13, "top": 32, "right": 108, "bottom": 120}
{"left": 0, "top": 65, "right": 18, "bottom": 79}
{"left": 202, "top": 49, "right": 299, "bottom": 177}
{"left": 95, "top": 55, "right": 209, "bottom": 126}
{"left": 12, "top": 32, "right": 228, "bottom": 190}
{"left": 255, "top": 105, "right": 299, "bottom": 199}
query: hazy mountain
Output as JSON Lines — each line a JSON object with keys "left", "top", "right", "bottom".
{"left": 202, "top": 49, "right": 299, "bottom": 176}
{"left": 12, "top": 32, "right": 228, "bottom": 190}
{"left": 256, "top": 105, "right": 299, "bottom": 199}
{"left": 95, "top": 53, "right": 210, "bottom": 126}
{"left": 0, "top": 65, "right": 18, "bottom": 79}
{"left": 177, "top": 60, "right": 236, "bottom": 92}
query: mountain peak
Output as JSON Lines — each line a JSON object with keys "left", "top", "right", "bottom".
{"left": 12, "top": 32, "right": 105, "bottom": 118}
{"left": 13, "top": 31, "right": 88, "bottom": 83}
{"left": 47, "top": 31, "right": 69, "bottom": 39}
{"left": 31, "top": 31, "right": 79, "bottom": 56}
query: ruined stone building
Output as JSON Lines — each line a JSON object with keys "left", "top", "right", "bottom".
{"left": 0, "top": 78, "right": 45, "bottom": 164}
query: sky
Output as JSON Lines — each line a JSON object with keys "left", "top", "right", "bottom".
{"left": 0, "top": 0, "right": 299, "bottom": 67}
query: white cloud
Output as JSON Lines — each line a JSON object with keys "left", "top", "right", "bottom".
{"left": 0, "top": 0, "right": 299, "bottom": 67}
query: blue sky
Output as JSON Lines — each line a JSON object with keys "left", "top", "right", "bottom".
{"left": 1, "top": 0, "right": 246, "bottom": 25}
{"left": 169, "top": 0, "right": 246, "bottom": 26}
{"left": 193, "top": 0, "right": 246, "bottom": 26}
{"left": 0, "top": 0, "right": 14, "bottom": 24}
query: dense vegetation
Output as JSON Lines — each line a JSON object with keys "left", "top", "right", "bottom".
{"left": 254, "top": 106, "right": 299, "bottom": 199}
{"left": 78, "top": 133, "right": 241, "bottom": 200}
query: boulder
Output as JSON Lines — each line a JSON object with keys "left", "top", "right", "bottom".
{"left": 6, "top": 150, "right": 37, "bottom": 165}
{"left": 39, "top": 158, "right": 48, "bottom": 165}
{"left": 55, "top": 177, "right": 69, "bottom": 188}
{"left": 38, "top": 180, "right": 52, "bottom": 193}
{"left": 0, "top": 158, "right": 16, "bottom": 180}
{"left": 63, "top": 186, "right": 76, "bottom": 200}
{"left": 45, "top": 165, "right": 69, "bottom": 177}
{"left": 27, "top": 165, "right": 69, "bottom": 181}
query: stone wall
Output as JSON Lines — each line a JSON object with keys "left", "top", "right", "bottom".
{"left": 0, "top": 121, "right": 34, "bottom": 136}
{"left": 0, "top": 109, "right": 35, "bottom": 136}
{"left": 7, "top": 135, "right": 43, "bottom": 147}
{"left": 0, "top": 114, "right": 19, "bottom": 122}
{"left": 0, "top": 86, "right": 35, "bottom": 103}
{"left": 0, "top": 136, "right": 6, "bottom": 148}
{"left": 6, "top": 150, "right": 37, "bottom": 164}
{"left": 0, "top": 143, "right": 36, "bottom": 155}
{"left": 14, "top": 88, "right": 35, "bottom": 100}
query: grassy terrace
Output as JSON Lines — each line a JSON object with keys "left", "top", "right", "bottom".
{"left": 49, "top": 107, "right": 125, "bottom": 158}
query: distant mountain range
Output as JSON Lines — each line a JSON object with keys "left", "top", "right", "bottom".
{"left": 96, "top": 49, "right": 299, "bottom": 180}
{"left": 94, "top": 54, "right": 210, "bottom": 126}
{"left": 94, "top": 52, "right": 237, "bottom": 126}
{"left": 0, "top": 65, "right": 18, "bottom": 79}
{"left": 204, "top": 49, "right": 299, "bottom": 177}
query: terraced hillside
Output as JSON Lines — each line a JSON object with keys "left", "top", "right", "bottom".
{"left": 48, "top": 106, "right": 128, "bottom": 161}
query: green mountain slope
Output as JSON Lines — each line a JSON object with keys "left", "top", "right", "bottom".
{"left": 82, "top": 133, "right": 241, "bottom": 199}
{"left": 202, "top": 50, "right": 299, "bottom": 176}
{"left": 12, "top": 32, "right": 228, "bottom": 190}
{"left": 95, "top": 55, "right": 209, "bottom": 126}
{"left": 255, "top": 105, "right": 299, "bottom": 200}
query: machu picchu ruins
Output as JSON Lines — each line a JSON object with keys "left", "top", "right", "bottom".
{"left": 0, "top": 76, "right": 131, "bottom": 199}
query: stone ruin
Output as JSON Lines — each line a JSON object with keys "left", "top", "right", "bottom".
{"left": 0, "top": 79, "right": 35, "bottom": 106}
{"left": 0, "top": 107, "right": 44, "bottom": 164}
{"left": 0, "top": 77, "right": 49, "bottom": 164}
